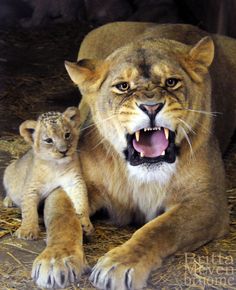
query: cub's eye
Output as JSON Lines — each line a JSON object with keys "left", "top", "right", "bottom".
{"left": 65, "top": 132, "right": 71, "bottom": 139}
{"left": 44, "top": 138, "right": 53, "bottom": 144}
{"left": 165, "top": 78, "right": 180, "bottom": 88}
{"left": 115, "top": 82, "right": 130, "bottom": 92}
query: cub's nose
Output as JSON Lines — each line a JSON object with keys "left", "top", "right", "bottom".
{"left": 139, "top": 103, "right": 164, "bottom": 119}
{"left": 59, "top": 149, "right": 68, "bottom": 156}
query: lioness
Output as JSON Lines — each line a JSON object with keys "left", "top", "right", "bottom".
{"left": 3, "top": 107, "right": 93, "bottom": 240}
{"left": 32, "top": 23, "right": 236, "bottom": 289}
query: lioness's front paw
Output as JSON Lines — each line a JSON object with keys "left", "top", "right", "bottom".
{"left": 80, "top": 216, "right": 94, "bottom": 235}
{"left": 32, "top": 245, "right": 89, "bottom": 288}
{"left": 90, "top": 245, "right": 153, "bottom": 290}
{"left": 15, "top": 225, "right": 40, "bottom": 240}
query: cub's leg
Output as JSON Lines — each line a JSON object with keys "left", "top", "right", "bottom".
{"left": 64, "top": 174, "right": 94, "bottom": 235}
{"left": 32, "top": 188, "right": 89, "bottom": 289}
{"left": 15, "top": 190, "right": 40, "bottom": 240}
{"left": 3, "top": 196, "right": 14, "bottom": 208}
{"left": 90, "top": 194, "right": 229, "bottom": 290}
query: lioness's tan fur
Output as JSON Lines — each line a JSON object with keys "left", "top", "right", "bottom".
{"left": 32, "top": 23, "right": 236, "bottom": 289}
{"left": 3, "top": 107, "right": 93, "bottom": 240}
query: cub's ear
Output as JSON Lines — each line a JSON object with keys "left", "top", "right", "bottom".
{"left": 184, "top": 36, "right": 214, "bottom": 82}
{"left": 63, "top": 106, "right": 80, "bottom": 127}
{"left": 19, "top": 120, "right": 37, "bottom": 144}
{"left": 64, "top": 59, "right": 109, "bottom": 94}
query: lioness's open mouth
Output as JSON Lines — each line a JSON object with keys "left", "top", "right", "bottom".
{"left": 124, "top": 127, "right": 177, "bottom": 166}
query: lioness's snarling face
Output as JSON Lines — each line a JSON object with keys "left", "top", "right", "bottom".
{"left": 20, "top": 107, "right": 80, "bottom": 162}
{"left": 65, "top": 37, "right": 214, "bottom": 174}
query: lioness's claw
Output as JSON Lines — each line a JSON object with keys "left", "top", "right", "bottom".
{"left": 89, "top": 246, "right": 149, "bottom": 290}
{"left": 32, "top": 245, "right": 88, "bottom": 288}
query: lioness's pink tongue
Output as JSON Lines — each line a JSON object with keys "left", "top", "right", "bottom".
{"left": 132, "top": 130, "right": 168, "bottom": 158}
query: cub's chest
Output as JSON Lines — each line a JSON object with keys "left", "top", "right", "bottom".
{"left": 35, "top": 162, "right": 77, "bottom": 198}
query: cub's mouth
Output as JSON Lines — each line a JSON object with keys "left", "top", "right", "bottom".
{"left": 124, "top": 127, "right": 177, "bottom": 166}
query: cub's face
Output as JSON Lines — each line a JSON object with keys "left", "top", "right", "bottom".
{"left": 66, "top": 37, "right": 214, "bottom": 179}
{"left": 20, "top": 107, "right": 80, "bottom": 162}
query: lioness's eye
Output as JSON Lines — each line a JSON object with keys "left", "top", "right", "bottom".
{"left": 115, "top": 82, "right": 130, "bottom": 92}
{"left": 44, "top": 138, "right": 53, "bottom": 144}
{"left": 65, "top": 132, "right": 71, "bottom": 139}
{"left": 165, "top": 78, "right": 179, "bottom": 88}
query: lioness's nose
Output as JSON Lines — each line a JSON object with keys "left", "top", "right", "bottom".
{"left": 139, "top": 103, "right": 164, "bottom": 118}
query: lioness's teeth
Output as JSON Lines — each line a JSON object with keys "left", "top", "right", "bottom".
{"left": 143, "top": 127, "right": 161, "bottom": 132}
{"left": 140, "top": 152, "right": 144, "bottom": 157}
{"left": 164, "top": 128, "right": 169, "bottom": 139}
{"left": 161, "top": 151, "right": 165, "bottom": 156}
{"left": 135, "top": 130, "right": 140, "bottom": 142}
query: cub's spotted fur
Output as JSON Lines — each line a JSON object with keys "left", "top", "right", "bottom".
{"left": 3, "top": 107, "right": 93, "bottom": 240}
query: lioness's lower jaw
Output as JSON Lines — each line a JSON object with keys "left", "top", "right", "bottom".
{"left": 124, "top": 127, "right": 177, "bottom": 166}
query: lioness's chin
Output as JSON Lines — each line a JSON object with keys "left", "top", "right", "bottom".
{"left": 127, "top": 161, "right": 177, "bottom": 184}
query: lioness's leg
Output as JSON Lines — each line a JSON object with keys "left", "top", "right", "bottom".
{"left": 90, "top": 196, "right": 228, "bottom": 290}
{"left": 32, "top": 188, "right": 88, "bottom": 289}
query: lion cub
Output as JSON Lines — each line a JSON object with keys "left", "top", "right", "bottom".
{"left": 3, "top": 107, "right": 93, "bottom": 240}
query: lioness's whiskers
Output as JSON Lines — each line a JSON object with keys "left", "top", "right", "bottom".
{"left": 183, "top": 108, "right": 221, "bottom": 117}
{"left": 180, "top": 126, "right": 194, "bottom": 158}
{"left": 195, "top": 120, "right": 212, "bottom": 135}
{"left": 91, "top": 137, "right": 106, "bottom": 151}
{"left": 177, "top": 118, "right": 196, "bottom": 135}
{"left": 81, "top": 114, "right": 118, "bottom": 131}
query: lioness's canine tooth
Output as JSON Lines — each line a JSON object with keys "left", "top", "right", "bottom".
{"left": 164, "top": 128, "right": 169, "bottom": 139}
{"left": 140, "top": 152, "right": 144, "bottom": 157}
{"left": 144, "top": 128, "right": 147, "bottom": 132}
{"left": 161, "top": 151, "right": 165, "bottom": 156}
{"left": 135, "top": 131, "right": 140, "bottom": 142}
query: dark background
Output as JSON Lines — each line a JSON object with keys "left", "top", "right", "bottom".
{"left": 0, "top": 0, "right": 236, "bottom": 38}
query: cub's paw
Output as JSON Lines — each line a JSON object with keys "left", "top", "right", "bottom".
{"left": 3, "top": 196, "right": 14, "bottom": 208}
{"left": 90, "top": 244, "right": 154, "bottom": 290}
{"left": 80, "top": 216, "right": 94, "bottom": 236}
{"left": 15, "top": 225, "right": 40, "bottom": 240}
{"left": 32, "top": 245, "right": 89, "bottom": 288}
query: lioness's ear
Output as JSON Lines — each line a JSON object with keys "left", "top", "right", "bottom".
{"left": 19, "top": 120, "right": 37, "bottom": 144}
{"left": 189, "top": 36, "right": 214, "bottom": 67}
{"left": 64, "top": 59, "right": 109, "bottom": 94}
{"left": 184, "top": 36, "right": 214, "bottom": 82}
{"left": 63, "top": 106, "right": 80, "bottom": 127}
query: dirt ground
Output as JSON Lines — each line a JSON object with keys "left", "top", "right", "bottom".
{"left": 0, "top": 23, "right": 235, "bottom": 289}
